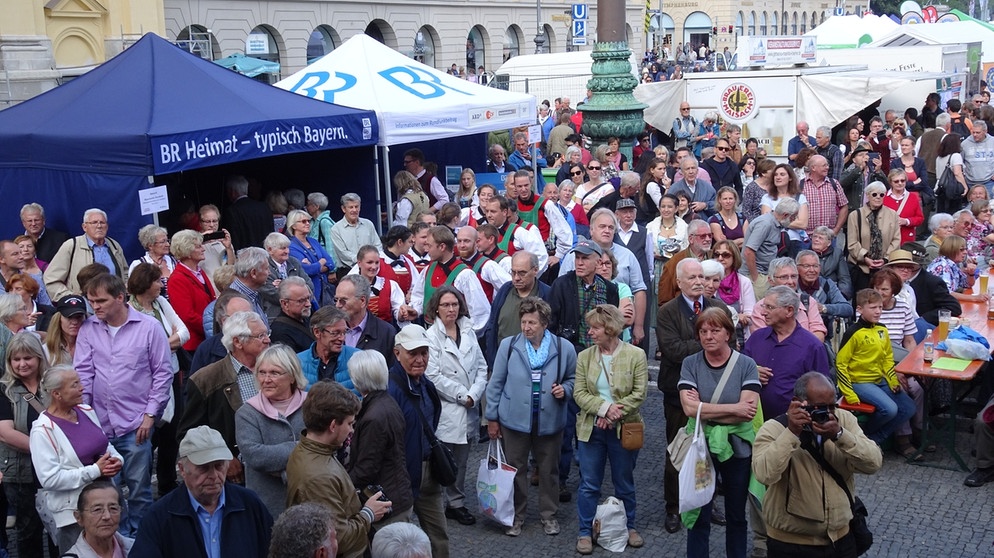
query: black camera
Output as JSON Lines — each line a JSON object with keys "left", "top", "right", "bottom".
{"left": 810, "top": 409, "right": 831, "bottom": 424}
{"left": 362, "top": 484, "right": 389, "bottom": 502}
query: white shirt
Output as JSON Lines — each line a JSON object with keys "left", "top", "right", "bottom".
{"left": 416, "top": 168, "right": 450, "bottom": 211}
{"left": 410, "top": 261, "right": 492, "bottom": 334}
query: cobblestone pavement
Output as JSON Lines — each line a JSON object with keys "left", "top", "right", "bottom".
{"left": 445, "top": 362, "right": 994, "bottom": 558}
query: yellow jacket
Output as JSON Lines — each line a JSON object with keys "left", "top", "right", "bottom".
{"left": 835, "top": 319, "right": 898, "bottom": 405}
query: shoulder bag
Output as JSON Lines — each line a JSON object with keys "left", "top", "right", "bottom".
{"left": 937, "top": 159, "right": 964, "bottom": 201}
{"left": 801, "top": 437, "right": 873, "bottom": 556}
{"left": 405, "top": 391, "right": 458, "bottom": 487}
{"left": 595, "top": 346, "right": 645, "bottom": 451}
{"left": 666, "top": 351, "right": 740, "bottom": 469}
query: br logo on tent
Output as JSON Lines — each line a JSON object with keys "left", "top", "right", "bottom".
{"left": 288, "top": 65, "right": 473, "bottom": 103}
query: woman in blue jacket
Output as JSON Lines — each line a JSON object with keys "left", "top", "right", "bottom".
{"left": 485, "top": 297, "right": 576, "bottom": 537}
{"left": 286, "top": 209, "right": 335, "bottom": 305}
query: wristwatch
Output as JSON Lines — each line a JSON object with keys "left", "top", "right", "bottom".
{"left": 834, "top": 428, "right": 844, "bottom": 441}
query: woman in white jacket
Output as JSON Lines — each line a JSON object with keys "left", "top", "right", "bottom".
{"left": 29, "top": 365, "right": 122, "bottom": 553}
{"left": 424, "top": 286, "right": 487, "bottom": 527}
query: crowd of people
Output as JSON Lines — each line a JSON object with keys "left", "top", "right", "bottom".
{"left": 0, "top": 87, "right": 991, "bottom": 558}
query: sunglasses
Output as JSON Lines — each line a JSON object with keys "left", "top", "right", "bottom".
{"left": 571, "top": 170, "right": 584, "bottom": 176}
{"left": 867, "top": 193, "right": 884, "bottom": 198}
{"left": 716, "top": 147, "right": 731, "bottom": 152}
{"left": 587, "top": 165, "right": 602, "bottom": 170}
{"left": 714, "top": 251, "right": 733, "bottom": 259}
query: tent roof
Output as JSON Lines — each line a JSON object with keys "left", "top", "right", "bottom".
{"left": 0, "top": 33, "right": 378, "bottom": 176}
{"left": 276, "top": 34, "right": 536, "bottom": 146}
{"left": 804, "top": 14, "right": 899, "bottom": 48}
{"left": 214, "top": 52, "right": 280, "bottom": 78}
{"left": 869, "top": 20, "right": 994, "bottom": 62}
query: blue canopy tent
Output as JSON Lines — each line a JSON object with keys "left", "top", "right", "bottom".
{"left": 0, "top": 33, "right": 379, "bottom": 257}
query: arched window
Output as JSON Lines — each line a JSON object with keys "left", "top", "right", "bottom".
{"left": 504, "top": 26, "right": 522, "bottom": 61}
{"left": 412, "top": 26, "right": 437, "bottom": 67}
{"left": 245, "top": 25, "right": 282, "bottom": 83}
{"left": 467, "top": 26, "right": 486, "bottom": 74}
{"left": 748, "top": 11, "right": 756, "bottom": 35}
{"left": 176, "top": 26, "right": 219, "bottom": 60}
{"left": 306, "top": 25, "right": 338, "bottom": 64}
{"left": 760, "top": 12, "right": 768, "bottom": 35}
{"left": 735, "top": 12, "right": 744, "bottom": 36}
{"left": 771, "top": 13, "right": 778, "bottom": 36}
{"left": 791, "top": 12, "right": 798, "bottom": 35}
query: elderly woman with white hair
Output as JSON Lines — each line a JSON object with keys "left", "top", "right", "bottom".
{"left": 167, "top": 229, "right": 216, "bottom": 352}
{"left": 30, "top": 365, "right": 123, "bottom": 553}
{"left": 555, "top": 145, "right": 585, "bottom": 186}
{"left": 923, "top": 212, "right": 955, "bottom": 267}
{"left": 347, "top": 350, "right": 414, "bottom": 527}
{"left": 810, "top": 226, "right": 853, "bottom": 299}
{"left": 847, "top": 180, "right": 901, "bottom": 292}
{"left": 287, "top": 209, "right": 336, "bottom": 306}
{"left": 694, "top": 110, "right": 721, "bottom": 159}
{"left": 0, "top": 292, "right": 33, "bottom": 336}
{"left": 235, "top": 344, "right": 308, "bottom": 517}
{"left": 128, "top": 225, "right": 177, "bottom": 297}
{"left": 305, "top": 192, "right": 336, "bottom": 257}
{"left": 197, "top": 204, "right": 234, "bottom": 285}
{"left": 260, "top": 232, "right": 314, "bottom": 320}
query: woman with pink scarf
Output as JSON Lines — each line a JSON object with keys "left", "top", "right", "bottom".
{"left": 712, "top": 240, "right": 756, "bottom": 338}
{"left": 234, "top": 344, "right": 308, "bottom": 517}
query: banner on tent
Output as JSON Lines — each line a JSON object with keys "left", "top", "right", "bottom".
{"left": 152, "top": 118, "right": 377, "bottom": 174}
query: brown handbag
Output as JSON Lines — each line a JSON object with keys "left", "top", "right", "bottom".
{"left": 620, "top": 421, "right": 644, "bottom": 451}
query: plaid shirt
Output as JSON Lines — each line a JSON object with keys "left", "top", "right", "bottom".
{"left": 803, "top": 175, "right": 849, "bottom": 233}
{"left": 577, "top": 275, "right": 609, "bottom": 348}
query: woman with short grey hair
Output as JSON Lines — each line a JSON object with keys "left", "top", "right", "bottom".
{"left": 235, "top": 344, "right": 307, "bottom": 516}
{"left": 128, "top": 224, "right": 176, "bottom": 297}
{"left": 924, "top": 212, "right": 955, "bottom": 266}
{"left": 287, "top": 209, "right": 335, "bottom": 305}
{"left": 810, "top": 225, "right": 852, "bottom": 299}
{"left": 305, "top": 192, "right": 335, "bottom": 256}
{"left": 371, "top": 523, "right": 432, "bottom": 558}
{"left": 347, "top": 350, "right": 414, "bottom": 527}
{"left": 167, "top": 229, "right": 215, "bottom": 351}
{"left": 0, "top": 293, "right": 31, "bottom": 335}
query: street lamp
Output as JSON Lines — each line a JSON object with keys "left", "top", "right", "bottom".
{"left": 535, "top": 0, "right": 545, "bottom": 53}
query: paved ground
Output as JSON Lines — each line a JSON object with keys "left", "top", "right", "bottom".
{"left": 445, "top": 361, "right": 994, "bottom": 558}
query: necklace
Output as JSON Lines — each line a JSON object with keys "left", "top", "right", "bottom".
{"left": 660, "top": 219, "right": 676, "bottom": 231}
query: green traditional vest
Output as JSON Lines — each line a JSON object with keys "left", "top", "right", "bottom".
{"left": 497, "top": 223, "right": 520, "bottom": 253}
{"left": 423, "top": 259, "right": 469, "bottom": 304}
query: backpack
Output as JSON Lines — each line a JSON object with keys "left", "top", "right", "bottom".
{"left": 950, "top": 115, "right": 971, "bottom": 140}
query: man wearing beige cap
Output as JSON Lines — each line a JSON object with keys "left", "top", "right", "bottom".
{"left": 387, "top": 325, "right": 449, "bottom": 558}
{"left": 132, "top": 426, "right": 273, "bottom": 558}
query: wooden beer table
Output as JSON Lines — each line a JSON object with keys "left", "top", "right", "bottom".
{"left": 895, "top": 290, "right": 991, "bottom": 471}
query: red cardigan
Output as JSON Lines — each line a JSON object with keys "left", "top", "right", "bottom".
{"left": 167, "top": 263, "right": 216, "bottom": 351}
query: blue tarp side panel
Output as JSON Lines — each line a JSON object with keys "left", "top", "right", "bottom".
{"left": 0, "top": 33, "right": 378, "bottom": 176}
{"left": 152, "top": 116, "right": 375, "bottom": 174}
{"left": 0, "top": 169, "right": 151, "bottom": 259}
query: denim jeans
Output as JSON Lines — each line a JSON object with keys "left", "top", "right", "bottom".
{"left": 559, "top": 399, "right": 579, "bottom": 484}
{"left": 5, "top": 482, "right": 43, "bottom": 558}
{"left": 851, "top": 381, "right": 917, "bottom": 444}
{"left": 687, "top": 455, "right": 750, "bottom": 558}
{"left": 576, "top": 425, "right": 638, "bottom": 537}
{"left": 110, "top": 428, "right": 154, "bottom": 537}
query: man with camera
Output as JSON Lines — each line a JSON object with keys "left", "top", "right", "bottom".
{"left": 753, "top": 372, "right": 882, "bottom": 558}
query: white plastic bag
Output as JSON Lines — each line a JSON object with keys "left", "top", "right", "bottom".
{"left": 477, "top": 440, "right": 516, "bottom": 527}
{"left": 593, "top": 497, "right": 628, "bottom": 553}
{"left": 678, "top": 403, "right": 715, "bottom": 513}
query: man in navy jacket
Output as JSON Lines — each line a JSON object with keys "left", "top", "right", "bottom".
{"left": 132, "top": 426, "right": 272, "bottom": 558}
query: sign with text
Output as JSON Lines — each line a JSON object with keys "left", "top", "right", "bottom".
{"left": 737, "top": 36, "right": 817, "bottom": 68}
{"left": 246, "top": 34, "right": 269, "bottom": 55}
{"left": 139, "top": 186, "right": 169, "bottom": 215}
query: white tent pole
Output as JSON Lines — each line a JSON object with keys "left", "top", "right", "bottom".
{"left": 373, "top": 145, "right": 384, "bottom": 235}
{"left": 382, "top": 145, "right": 394, "bottom": 230}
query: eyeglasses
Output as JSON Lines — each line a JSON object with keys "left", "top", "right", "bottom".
{"left": 692, "top": 232, "right": 713, "bottom": 238}
{"left": 333, "top": 297, "right": 353, "bottom": 305}
{"left": 762, "top": 303, "right": 781, "bottom": 310}
{"left": 773, "top": 273, "right": 798, "bottom": 281}
{"left": 510, "top": 269, "right": 534, "bottom": 277}
{"left": 298, "top": 218, "right": 312, "bottom": 223}
{"left": 716, "top": 147, "right": 731, "bottom": 152}
{"left": 282, "top": 297, "right": 311, "bottom": 305}
{"left": 257, "top": 369, "right": 288, "bottom": 379}
{"left": 403, "top": 159, "right": 415, "bottom": 165}
{"left": 714, "top": 251, "right": 733, "bottom": 259}
{"left": 570, "top": 170, "right": 584, "bottom": 176}
{"left": 84, "top": 505, "right": 121, "bottom": 516}
{"left": 587, "top": 165, "right": 602, "bottom": 170}
{"left": 606, "top": 151, "right": 617, "bottom": 156}
{"left": 84, "top": 221, "right": 107, "bottom": 226}
{"left": 244, "top": 331, "right": 271, "bottom": 341}
{"left": 891, "top": 179, "right": 907, "bottom": 183}
{"left": 438, "top": 302, "right": 461, "bottom": 309}
{"left": 322, "top": 328, "right": 346, "bottom": 338}
{"left": 867, "top": 193, "right": 884, "bottom": 198}
{"left": 680, "top": 107, "right": 691, "bottom": 111}
{"left": 153, "top": 239, "right": 170, "bottom": 245}
{"left": 797, "top": 263, "right": 819, "bottom": 269}
{"left": 200, "top": 218, "right": 219, "bottom": 225}
{"left": 596, "top": 260, "right": 613, "bottom": 268}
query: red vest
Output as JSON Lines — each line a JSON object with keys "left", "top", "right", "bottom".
{"left": 379, "top": 257, "right": 412, "bottom": 295}
{"left": 368, "top": 276, "right": 393, "bottom": 324}
{"left": 497, "top": 223, "right": 520, "bottom": 255}
{"left": 423, "top": 258, "right": 469, "bottom": 304}
{"left": 464, "top": 252, "right": 496, "bottom": 302}
{"left": 517, "top": 194, "right": 551, "bottom": 241}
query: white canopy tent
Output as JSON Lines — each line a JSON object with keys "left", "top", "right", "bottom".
{"left": 634, "top": 66, "right": 959, "bottom": 158}
{"left": 869, "top": 21, "right": 994, "bottom": 64}
{"left": 276, "top": 34, "right": 536, "bottom": 225}
{"left": 277, "top": 34, "right": 535, "bottom": 146}
{"left": 804, "top": 14, "right": 900, "bottom": 49}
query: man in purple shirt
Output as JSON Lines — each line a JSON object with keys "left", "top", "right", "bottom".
{"left": 75, "top": 272, "right": 172, "bottom": 537}
{"left": 743, "top": 285, "right": 831, "bottom": 418}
